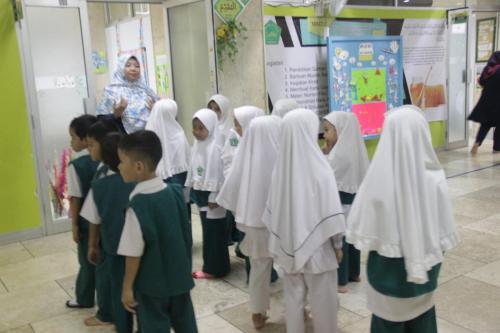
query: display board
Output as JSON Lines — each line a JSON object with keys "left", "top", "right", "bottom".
{"left": 327, "top": 36, "right": 403, "bottom": 138}
{"left": 264, "top": 5, "right": 448, "bottom": 122}
{"left": 476, "top": 18, "right": 496, "bottom": 63}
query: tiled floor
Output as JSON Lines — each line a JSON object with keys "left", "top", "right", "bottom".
{"left": 0, "top": 142, "right": 499, "bottom": 332}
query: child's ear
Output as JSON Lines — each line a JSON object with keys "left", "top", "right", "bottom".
{"left": 134, "top": 160, "right": 142, "bottom": 173}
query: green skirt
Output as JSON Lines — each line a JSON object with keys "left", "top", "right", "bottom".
{"left": 337, "top": 237, "right": 361, "bottom": 286}
{"left": 200, "top": 211, "right": 230, "bottom": 277}
{"left": 371, "top": 306, "right": 437, "bottom": 333}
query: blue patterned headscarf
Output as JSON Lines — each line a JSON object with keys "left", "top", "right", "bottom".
{"left": 96, "top": 55, "right": 158, "bottom": 133}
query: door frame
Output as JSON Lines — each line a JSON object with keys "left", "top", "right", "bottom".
{"left": 446, "top": 8, "right": 470, "bottom": 150}
{"left": 17, "top": 0, "right": 96, "bottom": 235}
{"left": 162, "top": 0, "right": 218, "bottom": 99}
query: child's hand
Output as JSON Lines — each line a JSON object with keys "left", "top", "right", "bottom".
{"left": 334, "top": 249, "right": 343, "bottom": 264}
{"left": 208, "top": 202, "right": 219, "bottom": 209}
{"left": 88, "top": 247, "right": 100, "bottom": 266}
{"left": 122, "top": 287, "right": 137, "bottom": 313}
{"left": 72, "top": 225, "right": 80, "bottom": 244}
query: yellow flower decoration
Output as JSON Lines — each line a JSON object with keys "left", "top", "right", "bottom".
{"left": 216, "top": 19, "right": 247, "bottom": 71}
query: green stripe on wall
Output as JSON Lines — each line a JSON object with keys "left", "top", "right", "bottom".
{"left": 263, "top": 5, "right": 446, "bottom": 19}
{"left": 429, "top": 120, "right": 446, "bottom": 148}
{"left": 338, "top": 8, "right": 446, "bottom": 19}
{"left": 0, "top": 0, "right": 42, "bottom": 234}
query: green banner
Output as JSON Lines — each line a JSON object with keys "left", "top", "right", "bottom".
{"left": 263, "top": 5, "right": 446, "bottom": 20}
{"left": 214, "top": 0, "right": 244, "bottom": 23}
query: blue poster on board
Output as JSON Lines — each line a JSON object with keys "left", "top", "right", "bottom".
{"left": 327, "top": 36, "right": 403, "bottom": 139}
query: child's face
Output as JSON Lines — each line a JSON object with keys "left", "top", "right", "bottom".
{"left": 192, "top": 118, "right": 209, "bottom": 141}
{"left": 234, "top": 118, "right": 243, "bottom": 137}
{"left": 323, "top": 120, "right": 338, "bottom": 148}
{"left": 69, "top": 128, "right": 87, "bottom": 152}
{"left": 87, "top": 137, "right": 102, "bottom": 162}
{"left": 117, "top": 149, "right": 139, "bottom": 183}
{"left": 124, "top": 58, "right": 141, "bottom": 82}
{"left": 208, "top": 101, "right": 222, "bottom": 120}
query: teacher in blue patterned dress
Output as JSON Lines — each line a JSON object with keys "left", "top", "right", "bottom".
{"left": 96, "top": 55, "right": 159, "bottom": 133}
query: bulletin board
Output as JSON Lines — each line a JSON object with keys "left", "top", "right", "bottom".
{"left": 105, "top": 16, "right": 157, "bottom": 91}
{"left": 327, "top": 36, "right": 404, "bottom": 139}
{"left": 476, "top": 17, "right": 497, "bottom": 63}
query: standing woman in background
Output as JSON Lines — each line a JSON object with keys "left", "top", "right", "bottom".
{"left": 97, "top": 55, "right": 159, "bottom": 134}
{"left": 469, "top": 51, "right": 500, "bottom": 154}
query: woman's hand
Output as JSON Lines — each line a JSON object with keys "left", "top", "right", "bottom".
{"left": 113, "top": 97, "right": 128, "bottom": 118}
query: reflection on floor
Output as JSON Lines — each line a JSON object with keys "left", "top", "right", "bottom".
{"left": 0, "top": 142, "right": 499, "bottom": 333}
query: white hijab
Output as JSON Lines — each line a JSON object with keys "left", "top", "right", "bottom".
{"left": 346, "top": 105, "right": 459, "bottom": 284}
{"left": 209, "top": 94, "right": 233, "bottom": 143}
{"left": 217, "top": 116, "right": 281, "bottom": 228}
{"left": 145, "top": 99, "right": 190, "bottom": 180}
{"left": 234, "top": 106, "right": 265, "bottom": 131}
{"left": 263, "top": 109, "right": 346, "bottom": 273}
{"left": 323, "top": 112, "right": 369, "bottom": 194}
{"left": 185, "top": 109, "right": 224, "bottom": 192}
{"left": 273, "top": 98, "right": 299, "bottom": 118}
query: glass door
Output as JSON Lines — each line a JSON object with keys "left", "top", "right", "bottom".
{"left": 164, "top": 0, "right": 217, "bottom": 142}
{"left": 447, "top": 9, "right": 469, "bottom": 149}
{"left": 19, "top": 0, "right": 95, "bottom": 234}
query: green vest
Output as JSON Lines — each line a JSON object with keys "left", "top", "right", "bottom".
{"left": 339, "top": 191, "right": 356, "bottom": 205}
{"left": 70, "top": 155, "right": 98, "bottom": 230}
{"left": 130, "top": 184, "right": 194, "bottom": 297}
{"left": 93, "top": 164, "right": 109, "bottom": 181}
{"left": 190, "top": 189, "right": 209, "bottom": 208}
{"left": 367, "top": 251, "right": 441, "bottom": 298}
{"left": 69, "top": 154, "right": 98, "bottom": 198}
{"left": 165, "top": 171, "right": 188, "bottom": 187}
{"left": 92, "top": 173, "right": 135, "bottom": 255}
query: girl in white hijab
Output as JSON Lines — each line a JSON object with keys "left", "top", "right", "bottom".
{"left": 208, "top": 94, "right": 233, "bottom": 145}
{"left": 273, "top": 98, "right": 299, "bottom": 118}
{"left": 347, "top": 105, "right": 459, "bottom": 333}
{"left": 322, "top": 111, "right": 369, "bottom": 293}
{"left": 145, "top": 99, "right": 190, "bottom": 183}
{"left": 186, "top": 109, "right": 229, "bottom": 279}
{"left": 221, "top": 106, "right": 265, "bottom": 179}
{"left": 263, "top": 109, "right": 346, "bottom": 333}
{"left": 221, "top": 105, "right": 266, "bottom": 253}
{"left": 217, "top": 116, "right": 281, "bottom": 329}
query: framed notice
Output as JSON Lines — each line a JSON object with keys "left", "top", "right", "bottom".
{"left": 476, "top": 18, "right": 496, "bottom": 63}
{"left": 327, "top": 36, "right": 404, "bottom": 139}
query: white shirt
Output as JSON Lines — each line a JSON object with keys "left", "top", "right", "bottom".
{"left": 117, "top": 177, "right": 166, "bottom": 257}
{"left": 221, "top": 129, "right": 240, "bottom": 179}
{"left": 79, "top": 165, "right": 114, "bottom": 225}
{"left": 67, "top": 149, "right": 90, "bottom": 198}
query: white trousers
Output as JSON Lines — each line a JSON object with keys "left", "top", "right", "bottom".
{"left": 283, "top": 270, "right": 339, "bottom": 333}
{"left": 249, "top": 257, "right": 273, "bottom": 314}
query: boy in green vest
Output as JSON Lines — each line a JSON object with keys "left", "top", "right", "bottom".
{"left": 117, "top": 130, "right": 197, "bottom": 333}
{"left": 81, "top": 124, "right": 133, "bottom": 332}
{"left": 66, "top": 114, "right": 98, "bottom": 309}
